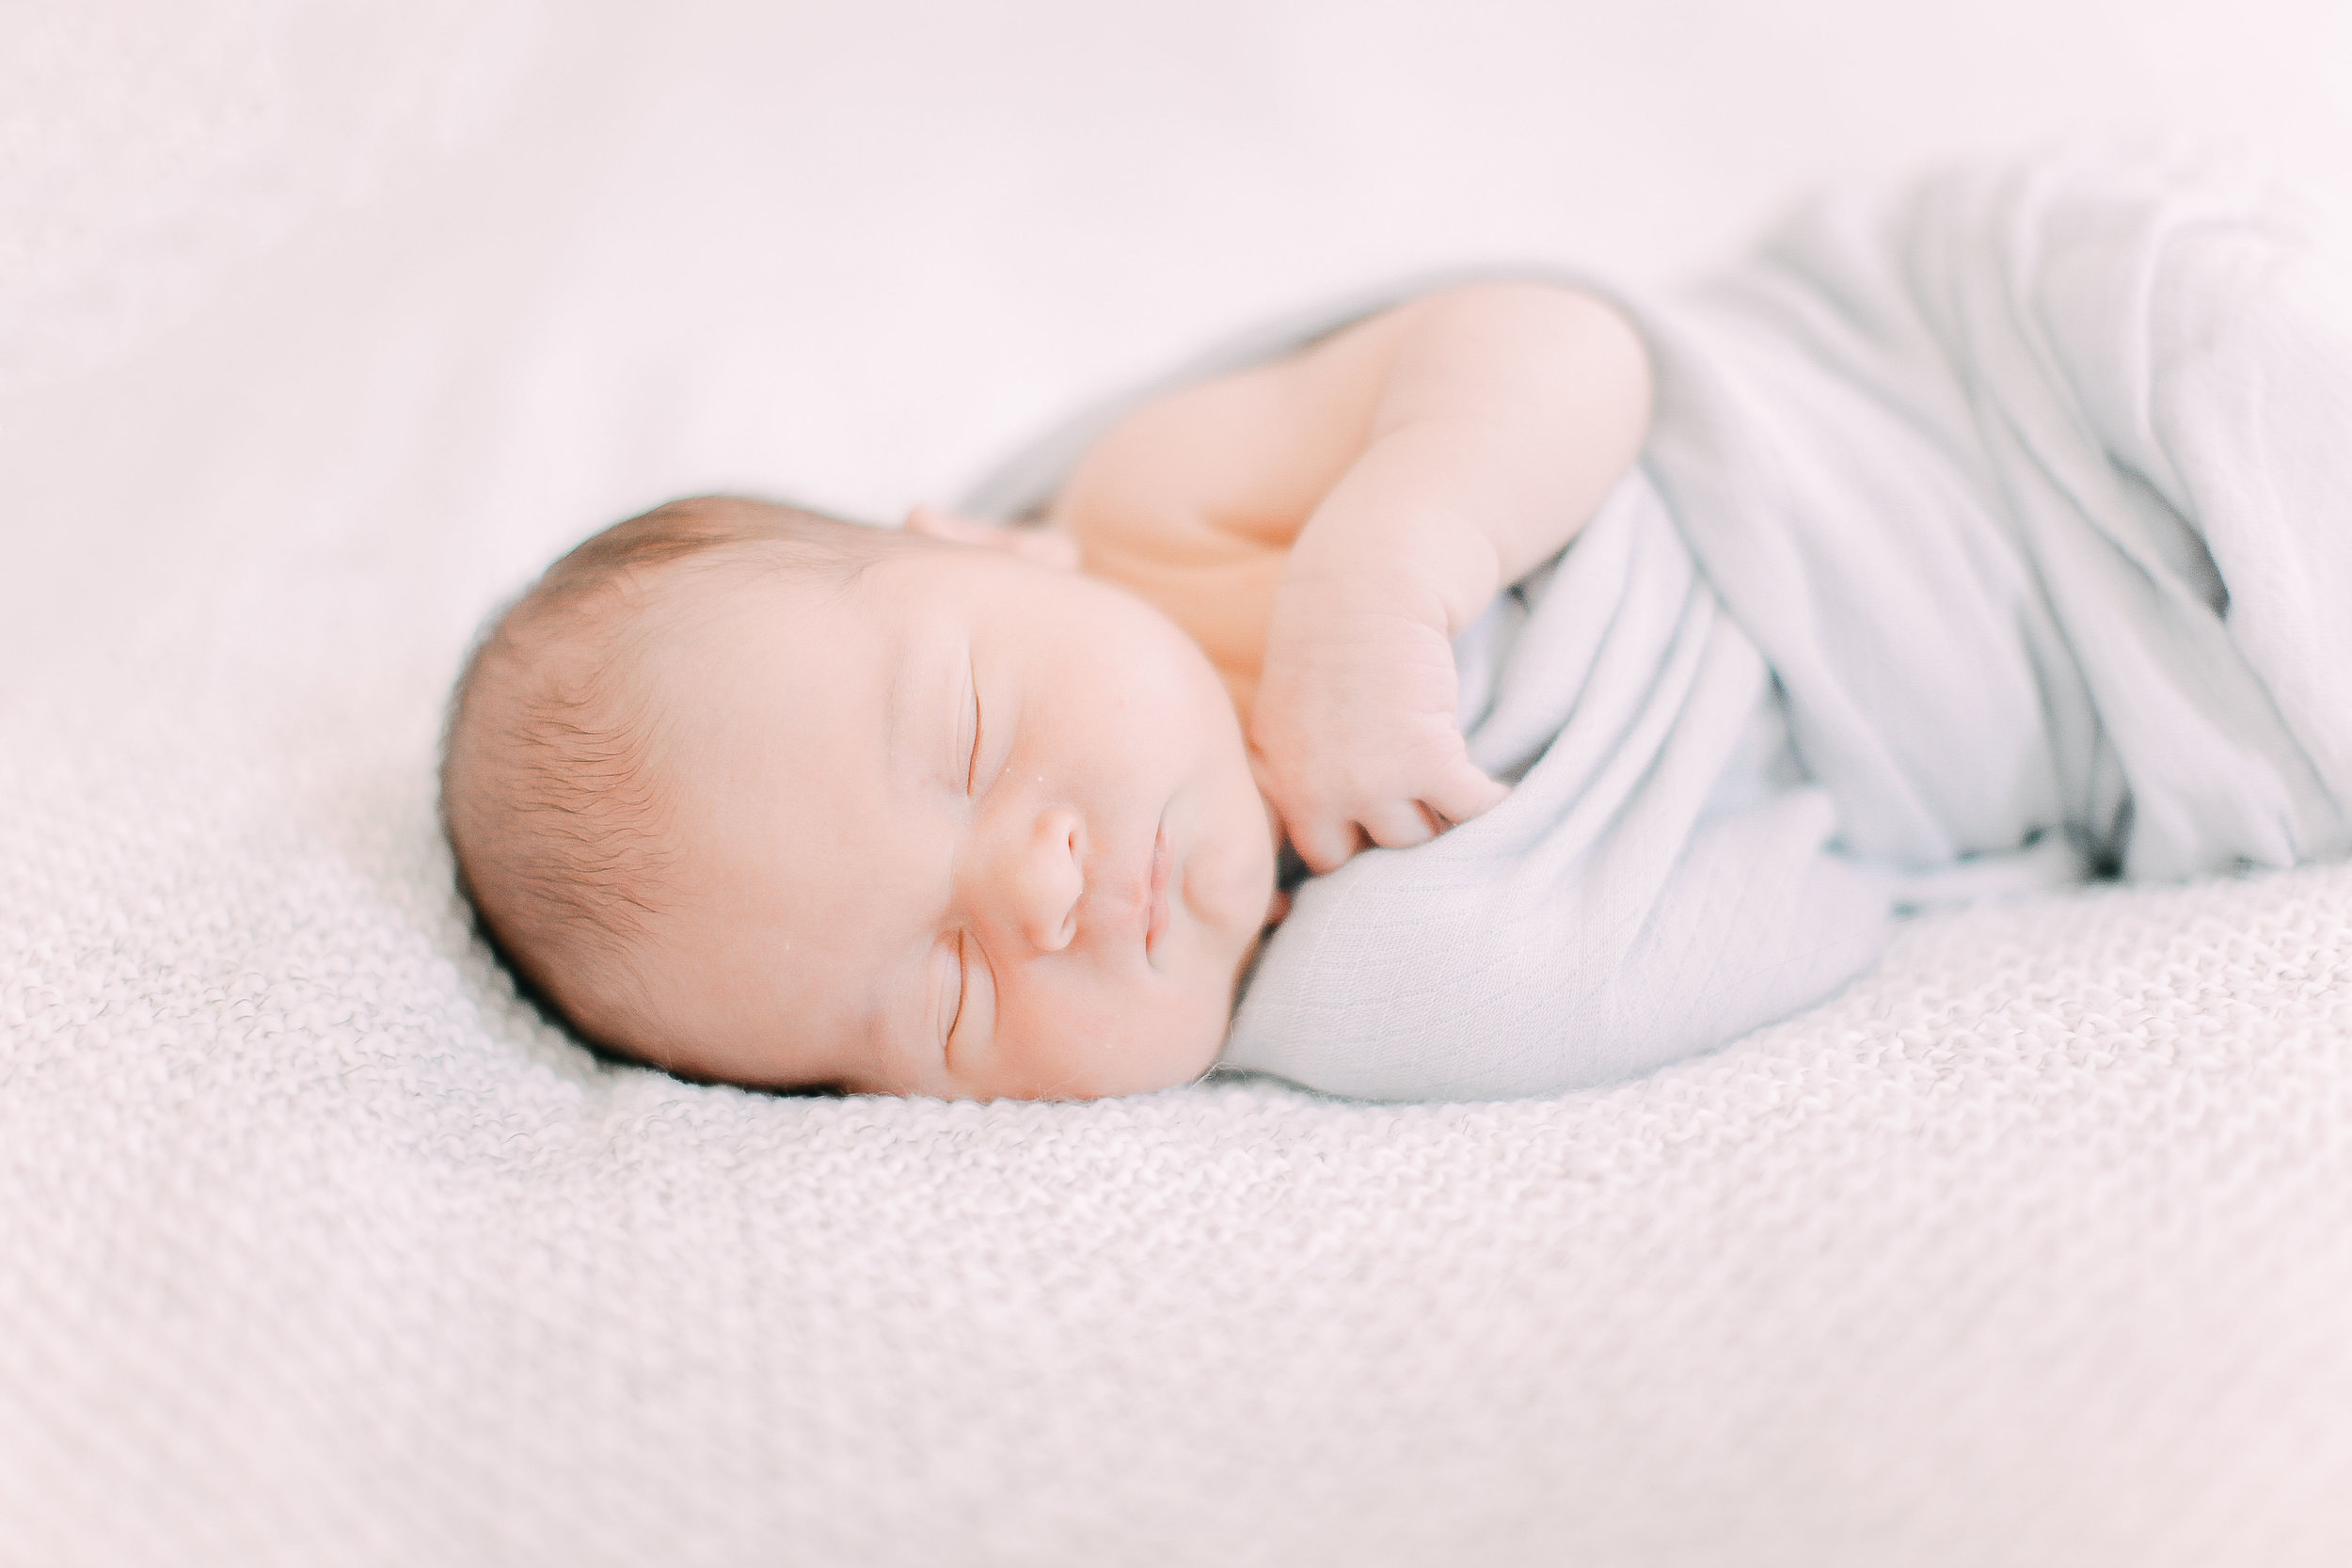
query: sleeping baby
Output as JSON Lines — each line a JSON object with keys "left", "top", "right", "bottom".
{"left": 444, "top": 150, "right": 2352, "bottom": 1101}
{"left": 443, "top": 283, "right": 1646, "bottom": 1097}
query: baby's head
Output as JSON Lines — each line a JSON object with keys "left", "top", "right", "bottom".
{"left": 443, "top": 496, "right": 1279, "bottom": 1100}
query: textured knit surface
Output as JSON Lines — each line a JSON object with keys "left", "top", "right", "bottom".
{"left": 8, "top": 4, "right": 2352, "bottom": 1564}
{"left": 8, "top": 717, "right": 2352, "bottom": 1564}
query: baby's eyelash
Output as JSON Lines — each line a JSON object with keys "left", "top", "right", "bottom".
{"left": 944, "top": 932, "right": 969, "bottom": 1051}
{"left": 966, "top": 673, "right": 983, "bottom": 793}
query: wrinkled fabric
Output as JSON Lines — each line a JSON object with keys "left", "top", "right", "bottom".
{"left": 1227, "top": 150, "right": 2352, "bottom": 1101}
{"left": 977, "top": 150, "right": 2352, "bottom": 1101}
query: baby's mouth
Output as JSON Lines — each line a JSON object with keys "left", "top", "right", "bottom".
{"left": 1144, "top": 816, "right": 1173, "bottom": 960}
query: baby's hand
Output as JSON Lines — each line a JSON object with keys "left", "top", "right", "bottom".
{"left": 1249, "top": 569, "right": 1509, "bottom": 875}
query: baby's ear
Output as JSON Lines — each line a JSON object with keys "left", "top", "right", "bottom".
{"left": 905, "top": 505, "right": 1081, "bottom": 571}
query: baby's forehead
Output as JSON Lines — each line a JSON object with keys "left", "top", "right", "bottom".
{"left": 644, "top": 536, "right": 1095, "bottom": 769}
{"left": 628, "top": 585, "right": 931, "bottom": 1085}
{"left": 641, "top": 562, "right": 901, "bottom": 786}
{"left": 657, "top": 537, "right": 996, "bottom": 660}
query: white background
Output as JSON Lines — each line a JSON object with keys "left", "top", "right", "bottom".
{"left": 6, "top": 9, "right": 2352, "bottom": 1562}
{"left": 4, "top": 0, "right": 2347, "bottom": 732}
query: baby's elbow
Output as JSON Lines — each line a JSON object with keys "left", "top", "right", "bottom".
{"left": 1413, "top": 282, "right": 1649, "bottom": 397}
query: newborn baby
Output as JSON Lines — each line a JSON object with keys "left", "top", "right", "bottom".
{"left": 442, "top": 284, "right": 1653, "bottom": 1098}
{"left": 450, "top": 153, "right": 2352, "bottom": 1102}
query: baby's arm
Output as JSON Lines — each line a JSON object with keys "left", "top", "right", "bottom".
{"left": 1054, "top": 282, "right": 1654, "bottom": 872}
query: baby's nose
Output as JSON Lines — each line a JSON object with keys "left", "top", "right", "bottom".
{"left": 984, "top": 804, "right": 1084, "bottom": 954}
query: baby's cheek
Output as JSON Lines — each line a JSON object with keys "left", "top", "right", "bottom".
{"left": 997, "top": 971, "right": 1224, "bottom": 1100}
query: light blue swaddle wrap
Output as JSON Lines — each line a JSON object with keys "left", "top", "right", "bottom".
{"left": 971, "top": 149, "right": 2352, "bottom": 1101}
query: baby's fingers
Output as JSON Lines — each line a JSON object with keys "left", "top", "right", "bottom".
{"left": 1359, "top": 800, "right": 1443, "bottom": 852}
{"left": 1426, "top": 756, "right": 1511, "bottom": 829}
{"left": 1284, "top": 813, "right": 1365, "bottom": 878}
{"left": 1250, "top": 752, "right": 1343, "bottom": 874}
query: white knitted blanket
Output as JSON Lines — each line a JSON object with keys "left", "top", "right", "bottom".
{"left": 8, "top": 5, "right": 2352, "bottom": 1563}
{"left": 9, "top": 722, "right": 2352, "bottom": 1562}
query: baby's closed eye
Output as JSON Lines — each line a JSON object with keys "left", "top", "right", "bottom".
{"left": 965, "top": 662, "right": 983, "bottom": 793}
{"left": 938, "top": 932, "right": 968, "bottom": 1051}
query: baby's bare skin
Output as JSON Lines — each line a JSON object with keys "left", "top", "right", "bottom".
{"left": 724, "top": 281, "right": 1654, "bottom": 1098}
{"left": 617, "top": 542, "right": 1277, "bottom": 1098}
{"left": 1042, "top": 282, "right": 1653, "bottom": 876}
{"left": 460, "top": 283, "right": 1654, "bottom": 1100}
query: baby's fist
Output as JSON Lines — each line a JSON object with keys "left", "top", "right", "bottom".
{"left": 1248, "top": 592, "right": 1509, "bottom": 876}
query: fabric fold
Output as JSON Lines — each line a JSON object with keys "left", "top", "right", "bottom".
{"left": 980, "top": 149, "right": 2352, "bottom": 1101}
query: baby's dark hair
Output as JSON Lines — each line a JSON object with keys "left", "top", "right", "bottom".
{"left": 440, "top": 494, "right": 902, "bottom": 1058}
